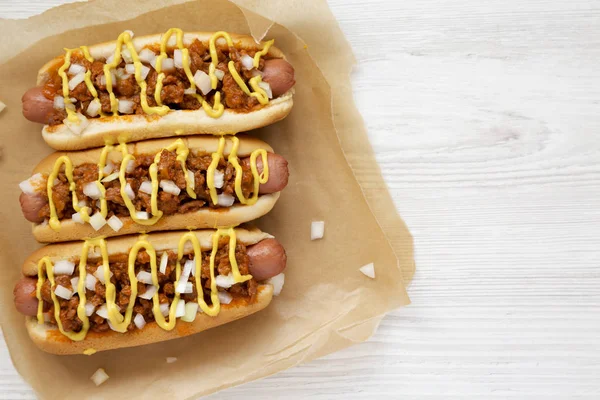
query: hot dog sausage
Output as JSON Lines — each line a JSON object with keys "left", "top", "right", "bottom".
{"left": 243, "top": 153, "right": 289, "bottom": 194}
{"left": 13, "top": 238, "right": 286, "bottom": 316}
{"left": 262, "top": 59, "right": 295, "bottom": 98}
{"left": 246, "top": 238, "right": 287, "bottom": 281}
{"left": 22, "top": 87, "right": 54, "bottom": 124}
{"left": 13, "top": 277, "right": 40, "bottom": 317}
{"left": 19, "top": 192, "right": 46, "bottom": 224}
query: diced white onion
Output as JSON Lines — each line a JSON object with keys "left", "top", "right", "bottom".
{"left": 125, "top": 183, "right": 135, "bottom": 200}
{"left": 240, "top": 54, "right": 254, "bottom": 70}
{"left": 103, "top": 162, "right": 114, "bottom": 175}
{"left": 156, "top": 58, "right": 175, "bottom": 72}
{"left": 53, "top": 260, "right": 75, "bottom": 275}
{"left": 125, "top": 64, "right": 135, "bottom": 75}
{"left": 90, "top": 368, "right": 109, "bottom": 387}
{"left": 93, "top": 265, "right": 112, "bottom": 284}
{"left": 126, "top": 160, "right": 135, "bottom": 173}
{"left": 83, "top": 181, "right": 102, "bottom": 199}
{"left": 95, "top": 199, "right": 101, "bottom": 209}
{"left": 95, "top": 304, "right": 109, "bottom": 319}
{"left": 63, "top": 112, "right": 89, "bottom": 136}
{"left": 166, "top": 357, "right": 178, "bottom": 364}
{"left": 136, "top": 211, "right": 149, "bottom": 220}
{"left": 187, "top": 170, "right": 195, "bottom": 190}
{"left": 193, "top": 70, "right": 212, "bottom": 95}
{"left": 140, "top": 65, "right": 150, "bottom": 80}
{"left": 106, "top": 54, "right": 115, "bottom": 64}
{"left": 19, "top": 180, "right": 35, "bottom": 195}
{"left": 19, "top": 173, "right": 44, "bottom": 195}
{"left": 78, "top": 200, "right": 87, "bottom": 208}
{"left": 182, "top": 259, "right": 194, "bottom": 280}
{"left": 53, "top": 178, "right": 60, "bottom": 186}
{"left": 359, "top": 263, "right": 375, "bottom": 279}
{"left": 85, "top": 302, "right": 95, "bottom": 316}
{"left": 250, "top": 69, "right": 263, "bottom": 78}
{"left": 159, "top": 180, "right": 180, "bottom": 196}
{"left": 139, "top": 181, "right": 153, "bottom": 194}
{"left": 70, "top": 277, "right": 79, "bottom": 291}
{"left": 258, "top": 81, "right": 273, "bottom": 99}
{"left": 86, "top": 98, "right": 101, "bottom": 117}
{"left": 107, "top": 215, "right": 123, "bottom": 232}
{"left": 118, "top": 99, "right": 134, "bottom": 114}
{"left": 173, "top": 49, "right": 183, "bottom": 69}
{"left": 183, "top": 282, "right": 194, "bottom": 294}
{"left": 175, "top": 300, "right": 185, "bottom": 318}
{"left": 159, "top": 253, "right": 168, "bottom": 275}
{"left": 85, "top": 274, "right": 98, "bottom": 291}
{"left": 53, "top": 95, "right": 65, "bottom": 110}
{"left": 138, "top": 285, "right": 157, "bottom": 300}
{"left": 311, "top": 221, "right": 325, "bottom": 240}
{"left": 138, "top": 48, "right": 156, "bottom": 64}
{"left": 71, "top": 212, "right": 84, "bottom": 224}
{"left": 214, "top": 69, "right": 225, "bottom": 81}
{"left": 136, "top": 270, "right": 154, "bottom": 285}
{"left": 215, "top": 274, "right": 235, "bottom": 289}
{"left": 181, "top": 302, "right": 198, "bottom": 322}
{"left": 68, "top": 72, "right": 86, "bottom": 90}
{"left": 133, "top": 313, "right": 146, "bottom": 329}
{"left": 175, "top": 279, "right": 188, "bottom": 295}
{"left": 101, "top": 172, "right": 119, "bottom": 183}
{"left": 121, "top": 48, "right": 133, "bottom": 64}
{"left": 213, "top": 170, "right": 224, "bottom": 189}
{"left": 183, "top": 87, "right": 196, "bottom": 95}
{"left": 160, "top": 303, "right": 170, "bottom": 317}
{"left": 267, "top": 273, "right": 285, "bottom": 296}
{"left": 89, "top": 212, "right": 107, "bottom": 231}
{"left": 217, "top": 291, "right": 232, "bottom": 305}
{"left": 68, "top": 63, "right": 86, "bottom": 75}
{"left": 54, "top": 285, "right": 73, "bottom": 300}
{"left": 217, "top": 193, "right": 235, "bottom": 207}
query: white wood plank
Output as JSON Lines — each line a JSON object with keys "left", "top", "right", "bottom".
{"left": 1, "top": 0, "right": 599, "bottom": 398}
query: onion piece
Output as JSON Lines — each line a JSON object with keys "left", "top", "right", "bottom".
{"left": 138, "top": 48, "right": 156, "bottom": 64}
{"left": 53, "top": 95, "right": 65, "bottom": 110}
{"left": 159, "top": 253, "right": 168, "bottom": 275}
{"left": 166, "top": 357, "right": 178, "bottom": 364}
{"left": 173, "top": 49, "right": 183, "bottom": 69}
{"left": 126, "top": 160, "right": 135, "bottom": 173}
{"left": 70, "top": 277, "right": 79, "bottom": 291}
{"left": 175, "top": 300, "right": 185, "bottom": 318}
{"left": 213, "top": 170, "right": 224, "bottom": 189}
{"left": 136, "top": 211, "right": 149, "bottom": 220}
{"left": 183, "top": 282, "right": 193, "bottom": 294}
{"left": 214, "top": 69, "right": 225, "bottom": 80}
{"left": 182, "top": 259, "right": 194, "bottom": 280}
{"left": 240, "top": 54, "right": 254, "bottom": 70}
{"left": 86, "top": 98, "right": 101, "bottom": 117}
{"left": 136, "top": 270, "right": 153, "bottom": 285}
{"left": 181, "top": 302, "right": 199, "bottom": 322}
{"left": 139, "top": 181, "right": 153, "bottom": 194}
{"left": 93, "top": 265, "right": 113, "bottom": 284}
{"left": 85, "top": 302, "right": 95, "bottom": 317}
{"left": 160, "top": 303, "right": 170, "bottom": 317}
{"left": 101, "top": 172, "right": 119, "bottom": 183}
{"left": 121, "top": 48, "right": 133, "bottom": 64}
{"left": 106, "top": 54, "right": 114, "bottom": 64}
{"left": 133, "top": 313, "right": 146, "bottom": 330}
{"left": 118, "top": 99, "right": 134, "bottom": 114}
{"left": 258, "top": 81, "right": 273, "bottom": 99}
{"left": 193, "top": 70, "right": 212, "bottom": 95}
{"left": 138, "top": 284, "right": 157, "bottom": 300}
{"left": 19, "top": 173, "right": 44, "bottom": 195}
{"left": 71, "top": 212, "right": 84, "bottom": 224}
{"left": 78, "top": 200, "right": 87, "bottom": 208}
{"left": 103, "top": 162, "right": 115, "bottom": 175}
{"left": 53, "top": 260, "right": 75, "bottom": 275}
{"left": 90, "top": 368, "right": 109, "bottom": 387}
{"left": 359, "top": 263, "right": 375, "bottom": 279}
{"left": 311, "top": 221, "right": 325, "bottom": 240}
{"left": 68, "top": 72, "right": 85, "bottom": 90}
{"left": 83, "top": 182, "right": 102, "bottom": 199}
{"left": 215, "top": 274, "right": 235, "bottom": 289}
{"left": 95, "top": 304, "right": 109, "bottom": 319}
{"left": 154, "top": 57, "right": 175, "bottom": 72}
{"left": 68, "top": 63, "right": 86, "bottom": 75}
{"left": 85, "top": 274, "right": 98, "bottom": 291}
{"left": 217, "top": 291, "right": 232, "bottom": 305}
{"left": 54, "top": 285, "right": 73, "bottom": 300}
{"left": 183, "top": 87, "right": 196, "bottom": 95}
{"left": 89, "top": 212, "right": 107, "bottom": 231}
{"left": 107, "top": 215, "right": 123, "bottom": 232}
{"left": 217, "top": 193, "right": 235, "bottom": 207}
{"left": 63, "top": 112, "right": 89, "bottom": 136}
{"left": 250, "top": 69, "right": 263, "bottom": 78}
{"left": 267, "top": 273, "right": 285, "bottom": 296}
{"left": 125, "top": 183, "right": 135, "bottom": 200}
{"left": 125, "top": 64, "right": 135, "bottom": 75}
{"left": 187, "top": 170, "right": 195, "bottom": 190}
{"left": 159, "top": 180, "right": 181, "bottom": 196}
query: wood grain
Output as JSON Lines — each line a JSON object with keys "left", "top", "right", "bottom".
{"left": 1, "top": 0, "right": 600, "bottom": 398}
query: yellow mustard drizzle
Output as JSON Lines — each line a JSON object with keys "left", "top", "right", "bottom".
{"left": 206, "top": 137, "right": 226, "bottom": 204}
{"left": 36, "top": 229, "right": 250, "bottom": 339}
{"left": 151, "top": 139, "right": 197, "bottom": 199}
{"left": 227, "top": 62, "right": 269, "bottom": 105}
{"left": 253, "top": 39, "right": 274, "bottom": 68}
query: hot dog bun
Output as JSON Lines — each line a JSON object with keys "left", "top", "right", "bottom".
{"left": 36, "top": 32, "right": 294, "bottom": 151}
{"left": 26, "top": 135, "right": 284, "bottom": 243}
{"left": 21, "top": 227, "right": 277, "bottom": 354}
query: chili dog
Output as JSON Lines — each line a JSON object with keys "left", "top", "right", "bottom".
{"left": 22, "top": 29, "right": 295, "bottom": 151}
{"left": 13, "top": 227, "right": 286, "bottom": 355}
{"left": 19, "top": 135, "right": 289, "bottom": 243}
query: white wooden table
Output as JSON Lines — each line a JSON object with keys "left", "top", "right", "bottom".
{"left": 2, "top": 0, "right": 600, "bottom": 398}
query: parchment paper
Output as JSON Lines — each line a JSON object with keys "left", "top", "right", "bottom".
{"left": 0, "top": 0, "right": 415, "bottom": 398}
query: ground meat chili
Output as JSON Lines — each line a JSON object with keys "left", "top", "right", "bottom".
{"left": 41, "top": 238, "right": 257, "bottom": 333}
{"left": 44, "top": 39, "right": 270, "bottom": 125}
{"left": 37, "top": 148, "right": 256, "bottom": 222}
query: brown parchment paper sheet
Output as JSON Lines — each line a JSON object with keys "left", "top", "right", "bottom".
{"left": 0, "top": 0, "right": 415, "bottom": 398}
